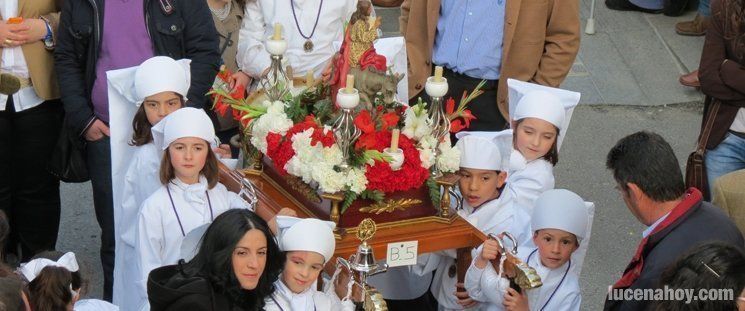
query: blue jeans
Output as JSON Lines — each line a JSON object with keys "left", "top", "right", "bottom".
{"left": 699, "top": 0, "right": 711, "bottom": 17}
{"left": 706, "top": 133, "right": 745, "bottom": 196}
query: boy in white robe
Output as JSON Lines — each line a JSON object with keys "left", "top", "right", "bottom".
{"left": 427, "top": 134, "right": 531, "bottom": 310}
{"left": 237, "top": 0, "right": 360, "bottom": 80}
{"left": 465, "top": 189, "right": 589, "bottom": 311}
{"left": 134, "top": 108, "right": 254, "bottom": 311}
{"left": 264, "top": 216, "right": 354, "bottom": 311}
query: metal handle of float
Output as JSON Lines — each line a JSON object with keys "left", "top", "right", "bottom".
{"left": 239, "top": 177, "right": 259, "bottom": 207}
{"left": 449, "top": 187, "right": 463, "bottom": 211}
{"left": 487, "top": 232, "right": 518, "bottom": 256}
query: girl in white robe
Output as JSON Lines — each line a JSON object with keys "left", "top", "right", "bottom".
{"left": 424, "top": 134, "right": 531, "bottom": 311}
{"left": 113, "top": 56, "right": 190, "bottom": 310}
{"left": 500, "top": 79, "right": 581, "bottom": 214}
{"left": 133, "top": 108, "right": 254, "bottom": 311}
{"left": 264, "top": 216, "right": 354, "bottom": 311}
{"left": 465, "top": 189, "right": 589, "bottom": 311}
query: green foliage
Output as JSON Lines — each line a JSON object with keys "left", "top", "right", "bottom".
{"left": 341, "top": 191, "right": 358, "bottom": 214}
{"left": 360, "top": 189, "right": 385, "bottom": 202}
{"left": 426, "top": 177, "right": 441, "bottom": 207}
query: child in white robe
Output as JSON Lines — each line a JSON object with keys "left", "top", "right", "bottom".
{"left": 133, "top": 108, "right": 254, "bottom": 311}
{"left": 499, "top": 79, "right": 581, "bottom": 214}
{"left": 114, "top": 56, "right": 189, "bottom": 310}
{"left": 264, "top": 216, "right": 354, "bottom": 311}
{"left": 19, "top": 251, "right": 119, "bottom": 311}
{"left": 465, "top": 189, "right": 588, "bottom": 311}
{"left": 427, "top": 134, "right": 531, "bottom": 311}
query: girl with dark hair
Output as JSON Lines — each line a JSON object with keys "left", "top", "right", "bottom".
{"left": 148, "top": 208, "right": 284, "bottom": 311}
{"left": 655, "top": 242, "right": 745, "bottom": 311}
{"left": 497, "top": 80, "right": 580, "bottom": 215}
{"left": 115, "top": 55, "right": 189, "bottom": 309}
{"left": 134, "top": 108, "right": 255, "bottom": 310}
{"left": 18, "top": 251, "right": 116, "bottom": 311}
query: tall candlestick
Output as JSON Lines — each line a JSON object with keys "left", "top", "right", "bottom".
{"left": 345, "top": 74, "right": 355, "bottom": 93}
{"left": 390, "top": 129, "right": 400, "bottom": 151}
{"left": 434, "top": 66, "right": 444, "bottom": 83}
{"left": 273, "top": 23, "right": 282, "bottom": 40}
{"left": 306, "top": 70, "right": 314, "bottom": 87}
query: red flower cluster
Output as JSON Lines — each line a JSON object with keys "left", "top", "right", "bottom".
{"left": 362, "top": 131, "right": 429, "bottom": 193}
{"left": 445, "top": 97, "right": 476, "bottom": 133}
{"left": 264, "top": 116, "right": 335, "bottom": 175}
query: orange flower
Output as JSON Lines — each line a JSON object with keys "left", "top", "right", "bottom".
{"left": 381, "top": 112, "right": 400, "bottom": 130}
{"left": 354, "top": 110, "right": 375, "bottom": 134}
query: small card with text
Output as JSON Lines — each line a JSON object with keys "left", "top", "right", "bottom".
{"left": 386, "top": 241, "right": 418, "bottom": 267}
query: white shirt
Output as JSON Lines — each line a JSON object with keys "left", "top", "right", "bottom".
{"left": 113, "top": 142, "right": 162, "bottom": 311}
{"left": 465, "top": 246, "right": 581, "bottom": 311}
{"left": 0, "top": 1, "right": 44, "bottom": 112}
{"left": 264, "top": 279, "right": 354, "bottom": 311}
{"left": 75, "top": 299, "right": 119, "bottom": 311}
{"left": 496, "top": 130, "right": 555, "bottom": 215}
{"left": 134, "top": 176, "right": 253, "bottom": 311}
{"left": 730, "top": 108, "right": 745, "bottom": 133}
{"left": 428, "top": 192, "right": 532, "bottom": 310}
{"left": 642, "top": 212, "right": 671, "bottom": 238}
{"left": 237, "top": 0, "right": 357, "bottom": 78}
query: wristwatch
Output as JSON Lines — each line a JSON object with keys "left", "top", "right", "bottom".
{"left": 40, "top": 16, "right": 54, "bottom": 50}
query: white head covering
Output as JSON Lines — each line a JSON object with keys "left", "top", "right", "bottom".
{"left": 276, "top": 216, "right": 336, "bottom": 263}
{"left": 134, "top": 56, "right": 191, "bottom": 106}
{"left": 507, "top": 79, "right": 580, "bottom": 150}
{"left": 18, "top": 252, "right": 80, "bottom": 282}
{"left": 531, "top": 189, "right": 588, "bottom": 241}
{"left": 151, "top": 107, "right": 218, "bottom": 150}
{"left": 454, "top": 132, "right": 505, "bottom": 171}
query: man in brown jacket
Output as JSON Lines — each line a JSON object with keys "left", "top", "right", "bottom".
{"left": 0, "top": 0, "right": 62, "bottom": 264}
{"left": 401, "top": 0, "right": 580, "bottom": 131}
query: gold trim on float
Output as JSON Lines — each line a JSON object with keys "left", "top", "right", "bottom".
{"left": 240, "top": 168, "right": 263, "bottom": 177}
{"left": 285, "top": 175, "right": 323, "bottom": 203}
{"left": 342, "top": 215, "right": 459, "bottom": 237}
{"left": 359, "top": 198, "right": 422, "bottom": 214}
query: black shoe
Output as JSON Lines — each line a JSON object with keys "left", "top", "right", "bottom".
{"left": 663, "top": 0, "right": 690, "bottom": 16}
{"left": 605, "top": 0, "right": 663, "bottom": 13}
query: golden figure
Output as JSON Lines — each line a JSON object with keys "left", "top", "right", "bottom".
{"left": 348, "top": 1, "right": 380, "bottom": 67}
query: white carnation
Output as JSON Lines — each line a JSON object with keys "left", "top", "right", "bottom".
{"left": 249, "top": 101, "right": 293, "bottom": 153}
{"left": 437, "top": 142, "right": 461, "bottom": 173}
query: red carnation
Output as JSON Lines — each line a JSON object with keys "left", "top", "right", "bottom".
{"left": 354, "top": 110, "right": 375, "bottom": 134}
{"left": 381, "top": 112, "right": 400, "bottom": 130}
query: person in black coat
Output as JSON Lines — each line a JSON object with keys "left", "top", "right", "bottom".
{"left": 604, "top": 131, "right": 745, "bottom": 310}
{"left": 148, "top": 209, "right": 284, "bottom": 311}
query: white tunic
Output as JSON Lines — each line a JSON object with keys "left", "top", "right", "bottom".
{"left": 496, "top": 130, "right": 556, "bottom": 215}
{"left": 237, "top": 0, "right": 358, "bottom": 78}
{"left": 113, "top": 143, "right": 161, "bottom": 311}
{"left": 429, "top": 193, "right": 532, "bottom": 310}
{"left": 264, "top": 280, "right": 354, "bottom": 311}
{"left": 464, "top": 246, "right": 581, "bottom": 311}
{"left": 134, "top": 176, "right": 252, "bottom": 311}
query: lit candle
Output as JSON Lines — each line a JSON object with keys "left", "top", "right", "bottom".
{"left": 306, "top": 70, "right": 314, "bottom": 87}
{"left": 390, "top": 129, "right": 400, "bottom": 151}
{"left": 434, "top": 66, "right": 443, "bottom": 83}
{"left": 345, "top": 74, "right": 355, "bottom": 93}
{"left": 273, "top": 23, "right": 282, "bottom": 40}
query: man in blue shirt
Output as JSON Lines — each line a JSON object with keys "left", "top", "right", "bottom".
{"left": 402, "top": 0, "right": 580, "bottom": 133}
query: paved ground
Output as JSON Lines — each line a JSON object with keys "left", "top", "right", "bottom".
{"left": 56, "top": 3, "right": 709, "bottom": 310}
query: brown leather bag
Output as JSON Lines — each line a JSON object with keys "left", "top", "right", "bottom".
{"left": 686, "top": 98, "right": 721, "bottom": 200}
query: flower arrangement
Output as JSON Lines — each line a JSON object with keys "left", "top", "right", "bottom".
{"left": 209, "top": 67, "right": 484, "bottom": 214}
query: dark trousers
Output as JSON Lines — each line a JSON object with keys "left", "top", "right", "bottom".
{"left": 87, "top": 136, "right": 115, "bottom": 301}
{"left": 410, "top": 67, "right": 507, "bottom": 132}
{"left": 0, "top": 98, "right": 63, "bottom": 263}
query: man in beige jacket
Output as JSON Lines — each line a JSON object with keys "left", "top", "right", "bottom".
{"left": 401, "top": 0, "right": 580, "bottom": 130}
{"left": 0, "top": 0, "right": 62, "bottom": 264}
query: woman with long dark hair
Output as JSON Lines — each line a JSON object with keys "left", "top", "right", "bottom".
{"left": 698, "top": 0, "right": 745, "bottom": 198}
{"left": 147, "top": 208, "right": 284, "bottom": 311}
